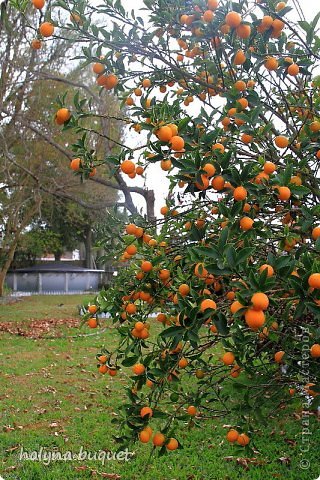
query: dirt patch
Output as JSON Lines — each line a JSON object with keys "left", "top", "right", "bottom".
{"left": 0, "top": 317, "right": 80, "bottom": 338}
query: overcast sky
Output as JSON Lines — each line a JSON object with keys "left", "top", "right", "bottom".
{"left": 120, "top": 0, "right": 320, "bottom": 216}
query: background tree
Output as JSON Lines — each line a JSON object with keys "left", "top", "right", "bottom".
{"left": 0, "top": 4, "right": 125, "bottom": 293}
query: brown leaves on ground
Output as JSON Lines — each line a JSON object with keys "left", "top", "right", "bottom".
{"left": 0, "top": 317, "right": 80, "bottom": 338}
{"left": 224, "top": 456, "right": 267, "bottom": 470}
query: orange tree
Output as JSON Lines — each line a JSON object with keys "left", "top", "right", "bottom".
{"left": 21, "top": 0, "right": 320, "bottom": 451}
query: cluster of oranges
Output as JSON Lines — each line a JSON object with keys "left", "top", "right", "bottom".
{"left": 39, "top": 0, "right": 320, "bottom": 454}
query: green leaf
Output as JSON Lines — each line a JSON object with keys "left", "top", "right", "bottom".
{"left": 160, "top": 325, "right": 185, "bottom": 339}
{"left": 236, "top": 247, "right": 254, "bottom": 266}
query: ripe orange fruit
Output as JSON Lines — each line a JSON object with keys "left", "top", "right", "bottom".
{"left": 310, "top": 344, "right": 320, "bottom": 358}
{"left": 178, "top": 357, "right": 188, "bottom": 368}
{"left": 88, "top": 317, "right": 98, "bottom": 328}
{"left": 200, "top": 299, "right": 217, "bottom": 311}
{"left": 187, "top": 405, "right": 197, "bottom": 416}
{"left": 276, "top": 1, "right": 286, "bottom": 11}
{"left": 141, "top": 260, "right": 153, "bottom": 272}
{"left": 245, "top": 309, "right": 265, "bottom": 330}
{"left": 135, "top": 321, "right": 145, "bottom": 332}
{"left": 272, "top": 18, "right": 285, "bottom": 33}
{"left": 160, "top": 206, "right": 169, "bottom": 215}
{"left": 98, "top": 355, "right": 107, "bottom": 364}
{"left": 233, "top": 49, "right": 246, "bottom": 65}
{"left": 265, "top": 56, "right": 278, "bottom": 71}
{"left": 153, "top": 432, "right": 165, "bottom": 446}
{"left": 259, "top": 264, "right": 274, "bottom": 277}
{"left": 287, "top": 63, "right": 299, "bottom": 76}
{"left": 159, "top": 269, "right": 170, "bottom": 281}
{"left": 237, "top": 433, "right": 250, "bottom": 446}
{"left": 274, "top": 135, "right": 289, "bottom": 148}
{"left": 126, "top": 244, "right": 137, "bottom": 255}
{"left": 92, "top": 62, "right": 104, "bottom": 74}
{"left": 136, "top": 165, "right": 144, "bottom": 175}
{"left": 120, "top": 160, "right": 135, "bottom": 174}
{"left": 55, "top": 108, "right": 71, "bottom": 125}
{"left": 139, "top": 429, "right": 151, "bottom": 443}
{"left": 230, "top": 365, "right": 241, "bottom": 378}
{"left": 104, "top": 74, "right": 118, "bottom": 90}
{"left": 203, "top": 10, "right": 214, "bottom": 22}
{"left": 195, "top": 174, "right": 209, "bottom": 191}
{"left": 308, "top": 273, "right": 320, "bottom": 289}
{"left": 88, "top": 304, "right": 98, "bottom": 314}
{"left": 251, "top": 292, "right": 269, "bottom": 310}
{"left": 263, "top": 161, "right": 276, "bottom": 174}
{"left": 178, "top": 284, "right": 190, "bottom": 296}
{"left": 99, "top": 364, "right": 108, "bottom": 374}
{"left": 140, "top": 406, "right": 153, "bottom": 418}
{"left": 212, "top": 143, "right": 225, "bottom": 153}
{"left": 31, "top": 39, "right": 42, "bottom": 49}
{"left": 226, "top": 429, "right": 239, "bottom": 443}
{"left": 160, "top": 159, "right": 172, "bottom": 171}
{"left": 157, "top": 126, "right": 173, "bottom": 142}
{"left": 310, "top": 121, "right": 320, "bottom": 132}
{"left": 203, "top": 163, "right": 216, "bottom": 177}
{"left": 236, "top": 23, "right": 251, "bottom": 39}
{"left": 211, "top": 175, "right": 225, "bottom": 191}
{"left": 32, "top": 0, "right": 45, "bottom": 8}
{"left": 312, "top": 226, "right": 320, "bottom": 240}
{"left": 126, "top": 303, "right": 137, "bottom": 315}
{"left": 233, "top": 186, "right": 247, "bottom": 201}
{"left": 230, "top": 301, "right": 244, "bottom": 314}
{"left": 234, "top": 80, "right": 246, "bottom": 92}
{"left": 142, "top": 78, "right": 151, "bottom": 88}
{"left": 170, "top": 135, "right": 185, "bottom": 151}
{"left": 166, "top": 438, "right": 179, "bottom": 451}
{"left": 39, "top": 22, "right": 55, "bottom": 37}
{"left": 225, "top": 11, "right": 242, "bottom": 28}
{"left": 226, "top": 291, "right": 236, "bottom": 301}
{"left": 241, "top": 133, "right": 253, "bottom": 144}
{"left": 222, "top": 352, "right": 235, "bottom": 365}
{"left": 274, "top": 351, "right": 285, "bottom": 363}
{"left": 132, "top": 363, "right": 145, "bottom": 375}
{"left": 207, "top": 0, "right": 218, "bottom": 9}
{"left": 239, "top": 217, "right": 254, "bottom": 231}
{"left": 260, "top": 15, "right": 273, "bottom": 30}
{"left": 125, "top": 223, "right": 137, "bottom": 235}
{"left": 70, "top": 158, "right": 81, "bottom": 171}
{"left": 277, "top": 186, "right": 291, "bottom": 201}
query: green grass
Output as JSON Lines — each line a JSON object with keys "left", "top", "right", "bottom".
{"left": 0, "top": 296, "right": 319, "bottom": 479}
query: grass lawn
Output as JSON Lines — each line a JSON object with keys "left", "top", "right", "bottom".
{"left": 0, "top": 295, "right": 319, "bottom": 479}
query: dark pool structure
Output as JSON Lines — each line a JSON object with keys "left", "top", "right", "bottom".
{"left": 6, "top": 263, "right": 111, "bottom": 294}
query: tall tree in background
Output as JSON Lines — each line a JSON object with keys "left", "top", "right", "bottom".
{"left": 0, "top": 5, "right": 122, "bottom": 294}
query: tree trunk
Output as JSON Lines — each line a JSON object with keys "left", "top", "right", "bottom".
{"left": 54, "top": 251, "right": 62, "bottom": 261}
{"left": 84, "top": 228, "right": 93, "bottom": 269}
{"left": 145, "top": 189, "right": 155, "bottom": 223}
{"left": 0, "top": 241, "right": 18, "bottom": 296}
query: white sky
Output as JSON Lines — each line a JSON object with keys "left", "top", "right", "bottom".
{"left": 120, "top": 0, "right": 320, "bottom": 217}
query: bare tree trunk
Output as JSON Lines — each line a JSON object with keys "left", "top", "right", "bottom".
{"left": 0, "top": 240, "right": 17, "bottom": 296}
{"left": 145, "top": 189, "right": 155, "bottom": 223}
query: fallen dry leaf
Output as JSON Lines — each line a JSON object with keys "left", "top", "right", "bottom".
{"left": 0, "top": 317, "right": 80, "bottom": 338}
{"left": 278, "top": 456, "right": 291, "bottom": 465}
